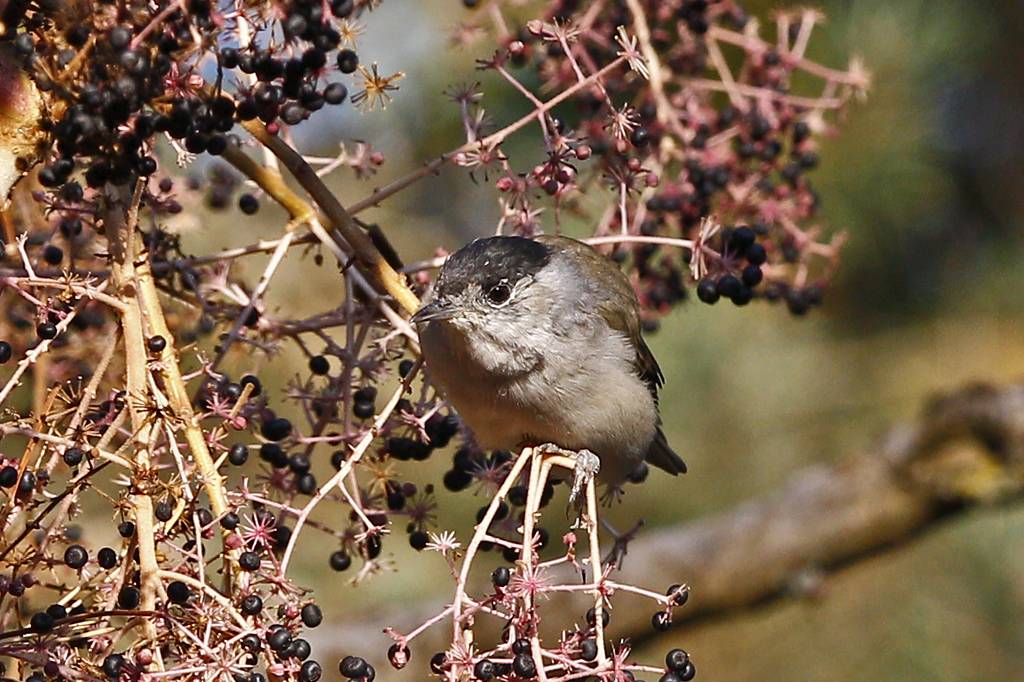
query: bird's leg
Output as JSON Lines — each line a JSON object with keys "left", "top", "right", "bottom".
{"left": 535, "top": 443, "right": 600, "bottom": 506}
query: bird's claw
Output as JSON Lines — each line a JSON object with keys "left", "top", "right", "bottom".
{"left": 534, "top": 444, "right": 600, "bottom": 506}
{"left": 569, "top": 448, "right": 600, "bottom": 506}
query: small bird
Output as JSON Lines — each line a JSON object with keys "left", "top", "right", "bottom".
{"left": 412, "top": 235, "right": 685, "bottom": 491}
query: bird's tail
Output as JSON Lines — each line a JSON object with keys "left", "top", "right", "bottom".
{"left": 646, "top": 428, "right": 686, "bottom": 475}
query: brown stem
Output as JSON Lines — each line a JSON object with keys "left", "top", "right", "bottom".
{"left": 103, "top": 183, "right": 161, "bottom": 652}
{"left": 232, "top": 123, "right": 421, "bottom": 315}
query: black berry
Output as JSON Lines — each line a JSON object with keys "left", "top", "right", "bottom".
{"left": 309, "top": 355, "right": 330, "bottom": 375}
{"left": 242, "top": 633, "right": 262, "bottom": 652}
{"left": 409, "top": 530, "right": 429, "bottom": 550}
{"left": 513, "top": 653, "right": 536, "bottom": 678}
{"left": 117, "top": 586, "right": 141, "bottom": 609}
{"left": 17, "top": 469, "right": 35, "bottom": 494}
{"left": 630, "top": 127, "right": 651, "bottom": 147}
{"left": 64, "top": 545, "right": 88, "bottom": 569}
{"left": 666, "top": 649, "right": 689, "bottom": 673}
{"left": 667, "top": 584, "right": 690, "bottom": 606}
{"left": 102, "top": 654, "right": 125, "bottom": 679}
{"left": 339, "top": 655, "right": 369, "bottom": 678}
{"left": 300, "top": 660, "right": 323, "bottom": 682}
{"left": 324, "top": 82, "right": 348, "bottom": 105}
{"left": 167, "top": 580, "right": 191, "bottom": 605}
{"left": 0, "top": 466, "right": 17, "bottom": 488}
{"left": 329, "top": 550, "right": 351, "bottom": 571}
{"left": 268, "top": 627, "right": 292, "bottom": 652}
{"left": 154, "top": 501, "right": 174, "bottom": 521}
{"left": 42, "top": 244, "right": 63, "bottom": 262}
{"left": 741, "top": 263, "right": 763, "bottom": 287}
{"left": 728, "top": 226, "right": 756, "bottom": 252}
{"left": 292, "top": 638, "right": 312, "bottom": 660}
{"left": 262, "top": 417, "right": 292, "bottom": 441}
{"left": 30, "top": 611, "right": 55, "bottom": 633}
{"left": 229, "top": 443, "right": 248, "bottom": 466}
{"left": 336, "top": 49, "right": 359, "bottom": 74}
{"left": 491, "top": 565, "right": 510, "bottom": 587}
{"left": 297, "top": 473, "right": 317, "bottom": 495}
{"left": 260, "top": 443, "right": 288, "bottom": 468}
{"left": 240, "top": 375, "right": 262, "bottom": 396}
{"left": 98, "top": 547, "right": 117, "bottom": 569}
{"left": 301, "top": 603, "right": 323, "bottom": 627}
{"left": 745, "top": 242, "right": 767, "bottom": 265}
{"left": 425, "top": 414, "right": 459, "bottom": 448}
{"left": 37, "top": 323, "right": 58, "bottom": 340}
{"left": 239, "top": 551, "right": 261, "bottom": 572}
{"left": 586, "top": 606, "right": 610, "bottom": 628}
{"left": 63, "top": 447, "right": 85, "bottom": 466}
{"left": 716, "top": 274, "right": 742, "bottom": 299}
{"left": 241, "top": 594, "right": 263, "bottom": 615}
{"left": 696, "top": 279, "right": 719, "bottom": 304}
{"left": 652, "top": 611, "right": 671, "bottom": 631}
{"left": 474, "top": 659, "right": 496, "bottom": 681}
{"left": 443, "top": 468, "right": 473, "bottom": 492}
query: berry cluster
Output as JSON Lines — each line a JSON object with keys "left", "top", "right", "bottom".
{"left": 5, "top": 0, "right": 379, "bottom": 293}
{"left": 452, "top": 0, "right": 867, "bottom": 322}
{"left": 19, "top": 0, "right": 362, "bottom": 181}
{"left": 693, "top": 225, "right": 765, "bottom": 307}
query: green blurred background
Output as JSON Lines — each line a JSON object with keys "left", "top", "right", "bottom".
{"left": 177, "top": 0, "right": 1024, "bottom": 679}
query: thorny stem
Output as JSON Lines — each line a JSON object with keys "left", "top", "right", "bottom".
{"left": 132, "top": 197, "right": 238, "bottom": 593}
{"left": 0, "top": 281, "right": 112, "bottom": 406}
{"left": 451, "top": 447, "right": 533, "bottom": 640}
{"left": 278, "top": 359, "right": 420, "bottom": 574}
{"left": 623, "top": 0, "right": 688, "bottom": 141}
{"left": 235, "top": 120, "right": 420, "bottom": 315}
{"left": 524, "top": 452, "right": 548, "bottom": 682}
{"left": 104, "top": 182, "right": 162, "bottom": 659}
{"left": 438, "top": 448, "right": 612, "bottom": 681}
{"left": 345, "top": 56, "right": 628, "bottom": 216}
{"left": 584, "top": 469, "right": 606, "bottom": 665}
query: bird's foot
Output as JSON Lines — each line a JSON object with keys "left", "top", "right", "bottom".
{"left": 534, "top": 444, "right": 601, "bottom": 506}
{"left": 569, "top": 449, "right": 600, "bottom": 506}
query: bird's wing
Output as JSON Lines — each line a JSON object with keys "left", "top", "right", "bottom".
{"left": 534, "top": 235, "right": 663, "bottom": 395}
{"left": 535, "top": 236, "right": 686, "bottom": 476}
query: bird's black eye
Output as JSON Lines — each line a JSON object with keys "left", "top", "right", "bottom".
{"left": 486, "top": 281, "right": 512, "bottom": 305}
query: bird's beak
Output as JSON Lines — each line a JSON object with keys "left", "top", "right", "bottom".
{"left": 411, "top": 298, "right": 459, "bottom": 324}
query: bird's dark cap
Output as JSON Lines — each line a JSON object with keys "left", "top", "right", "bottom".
{"left": 434, "top": 236, "right": 553, "bottom": 298}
